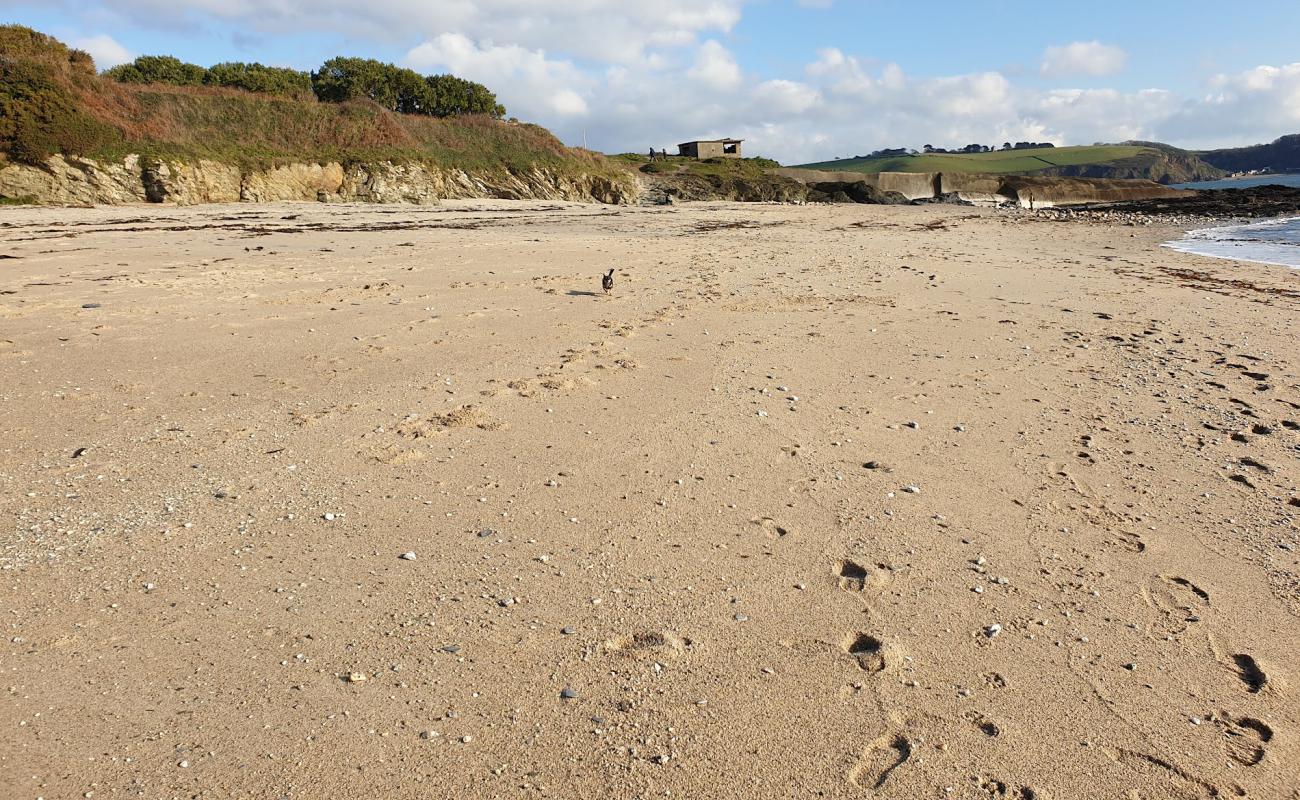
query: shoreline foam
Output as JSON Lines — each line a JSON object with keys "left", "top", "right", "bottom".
{"left": 1162, "top": 215, "right": 1300, "bottom": 269}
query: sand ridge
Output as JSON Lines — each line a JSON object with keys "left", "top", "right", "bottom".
{"left": 1, "top": 199, "right": 1297, "bottom": 798}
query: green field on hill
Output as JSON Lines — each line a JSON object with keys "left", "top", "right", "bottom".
{"left": 796, "top": 145, "right": 1154, "bottom": 174}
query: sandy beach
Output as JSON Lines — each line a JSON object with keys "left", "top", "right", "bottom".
{"left": 1, "top": 200, "right": 1297, "bottom": 799}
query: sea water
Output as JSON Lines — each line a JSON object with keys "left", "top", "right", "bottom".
{"left": 1162, "top": 216, "right": 1300, "bottom": 269}
{"left": 1170, "top": 174, "right": 1300, "bottom": 191}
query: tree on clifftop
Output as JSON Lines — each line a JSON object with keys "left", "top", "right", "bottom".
{"left": 425, "top": 74, "right": 506, "bottom": 118}
{"left": 311, "top": 57, "right": 401, "bottom": 108}
{"left": 311, "top": 56, "right": 505, "bottom": 118}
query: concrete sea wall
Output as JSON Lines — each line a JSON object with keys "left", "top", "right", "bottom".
{"left": 772, "top": 168, "right": 1189, "bottom": 206}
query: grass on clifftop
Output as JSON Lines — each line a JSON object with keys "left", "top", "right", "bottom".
{"left": 796, "top": 145, "right": 1151, "bottom": 174}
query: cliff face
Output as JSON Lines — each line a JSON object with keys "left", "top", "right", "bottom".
{"left": 0, "top": 154, "right": 641, "bottom": 206}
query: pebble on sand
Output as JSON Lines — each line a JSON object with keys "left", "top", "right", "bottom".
{"left": 399, "top": 551, "right": 417, "bottom": 560}
{"left": 985, "top": 624, "right": 1003, "bottom": 639}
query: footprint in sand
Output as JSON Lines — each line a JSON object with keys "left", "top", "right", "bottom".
{"left": 1226, "top": 653, "right": 1273, "bottom": 695}
{"left": 842, "top": 633, "right": 897, "bottom": 674}
{"left": 751, "top": 517, "right": 791, "bottom": 539}
{"left": 1142, "top": 575, "right": 1210, "bottom": 642}
{"left": 963, "top": 710, "right": 1002, "bottom": 738}
{"left": 1215, "top": 715, "right": 1273, "bottom": 767}
{"left": 602, "top": 630, "right": 689, "bottom": 660}
{"left": 1100, "top": 528, "right": 1146, "bottom": 555}
{"left": 837, "top": 559, "right": 890, "bottom": 594}
{"left": 848, "top": 732, "right": 911, "bottom": 790}
{"left": 975, "top": 776, "right": 1045, "bottom": 798}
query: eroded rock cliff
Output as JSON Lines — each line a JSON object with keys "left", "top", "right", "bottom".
{"left": 0, "top": 155, "right": 641, "bottom": 206}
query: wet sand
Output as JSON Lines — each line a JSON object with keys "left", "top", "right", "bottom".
{"left": 1, "top": 200, "right": 1298, "bottom": 799}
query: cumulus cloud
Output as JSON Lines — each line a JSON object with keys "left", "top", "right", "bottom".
{"left": 92, "top": 0, "right": 747, "bottom": 63}
{"left": 405, "top": 34, "right": 592, "bottom": 118}
{"left": 1157, "top": 62, "right": 1300, "bottom": 148}
{"left": 72, "top": 33, "right": 133, "bottom": 69}
{"left": 1040, "top": 41, "right": 1128, "bottom": 77}
{"left": 687, "top": 40, "right": 741, "bottom": 90}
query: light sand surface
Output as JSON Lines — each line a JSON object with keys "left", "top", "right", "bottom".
{"left": 1, "top": 200, "right": 1298, "bottom": 799}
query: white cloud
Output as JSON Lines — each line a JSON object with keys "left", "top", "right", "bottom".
{"left": 72, "top": 33, "right": 133, "bottom": 69}
{"left": 1040, "top": 41, "right": 1128, "bottom": 77}
{"left": 405, "top": 34, "right": 592, "bottom": 118}
{"left": 100, "top": 0, "right": 747, "bottom": 63}
{"left": 687, "top": 40, "right": 741, "bottom": 90}
{"left": 1157, "top": 62, "right": 1300, "bottom": 148}
{"left": 753, "top": 79, "right": 819, "bottom": 114}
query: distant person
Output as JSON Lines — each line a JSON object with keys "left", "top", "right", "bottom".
{"left": 649, "top": 147, "right": 656, "bottom": 161}
{"left": 662, "top": 149, "right": 669, "bottom": 160}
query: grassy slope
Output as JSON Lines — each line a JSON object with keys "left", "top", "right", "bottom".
{"left": 0, "top": 27, "right": 621, "bottom": 182}
{"left": 795, "top": 145, "right": 1151, "bottom": 174}
{"left": 84, "top": 85, "right": 609, "bottom": 176}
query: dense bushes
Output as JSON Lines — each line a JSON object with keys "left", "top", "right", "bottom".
{"left": 106, "top": 55, "right": 208, "bottom": 86}
{"left": 0, "top": 58, "right": 117, "bottom": 163}
{"left": 104, "top": 52, "right": 504, "bottom": 118}
{"left": 206, "top": 62, "right": 313, "bottom": 97}
{"left": 107, "top": 57, "right": 314, "bottom": 97}
{"left": 0, "top": 25, "right": 94, "bottom": 75}
{"left": 424, "top": 74, "right": 505, "bottom": 117}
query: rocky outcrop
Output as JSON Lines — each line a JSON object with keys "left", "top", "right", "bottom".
{"left": 142, "top": 160, "right": 242, "bottom": 203}
{"left": 806, "top": 182, "right": 910, "bottom": 204}
{"left": 994, "top": 175, "right": 1186, "bottom": 207}
{"left": 0, "top": 154, "right": 641, "bottom": 206}
{"left": 638, "top": 171, "right": 809, "bottom": 204}
{"left": 771, "top": 167, "right": 1189, "bottom": 207}
{"left": 242, "top": 162, "right": 345, "bottom": 202}
{"left": 1098, "top": 184, "right": 1300, "bottom": 219}
{"left": 0, "top": 154, "right": 148, "bottom": 204}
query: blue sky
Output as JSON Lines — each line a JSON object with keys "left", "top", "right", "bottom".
{"left": 5, "top": 1, "right": 1299, "bottom": 162}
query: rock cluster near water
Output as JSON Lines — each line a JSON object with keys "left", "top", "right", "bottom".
{"left": 1077, "top": 184, "right": 1300, "bottom": 222}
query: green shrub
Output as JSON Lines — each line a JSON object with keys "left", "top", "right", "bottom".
{"left": 107, "top": 55, "right": 208, "bottom": 86}
{"left": 205, "top": 62, "right": 312, "bottom": 96}
{"left": 424, "top": 74, "right": 505, "bottom": 117}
